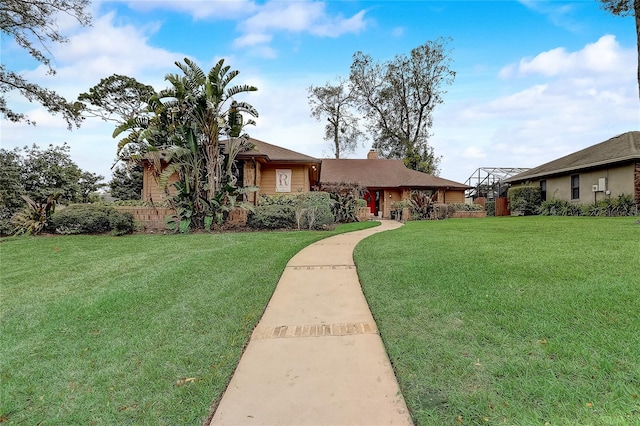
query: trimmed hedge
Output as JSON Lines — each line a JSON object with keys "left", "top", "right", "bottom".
{"left": 251, "top": 192, "right": 335, "bottom": 230}
{"left": 508, "top": 186, "right": 541, "bottom": 215}
{"left": 51, "top": 204, "right": 136, "bottom": 235}
{"left": 247, "top": 204, "right": 295, "bottom": 229}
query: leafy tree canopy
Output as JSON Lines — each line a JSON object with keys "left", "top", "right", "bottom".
{"left": 109, "top": 164, "right": 143, "bottom": 201}
{"left": 349, "top": 37, "right": 454, "bottom": 174}
{"left": 0, "top": 143, "right": 104, "bottom": 210}
{"left": 308, "top": 77, "right": 364, "bottom": 159}
{"left": 0, "top": 0, "right": 91, "bottom": 127}
{"left": 78, "top": 74, "right": 156, "bottom": 123}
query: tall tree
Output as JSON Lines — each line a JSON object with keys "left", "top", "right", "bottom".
{"left": 78, "top": 74, "right": 156, "bottom": 123}
{"left": 599, "top": 0, "right": 640, "bottom": 99}
{"left": 0, "top": 0, "right": 91, "bottom": 127}
{"left": 308, "top": 77, "right": 364, "bottom": 159}
{"left": 109, "top": 164, "right": 143, "bottom": 200}
{"left": 349, "top": 38, "right": 455, "bottom": 174}
{"left": 20, "top": 143, "right": 103, "bottom": 204}
{"left": 131, "top": 58, "right": 258, "bottom": 229}
{"left": 159, "top": 58, "right": 258, "bottom": 200}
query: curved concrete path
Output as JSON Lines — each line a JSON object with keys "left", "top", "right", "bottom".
{"left": 209, "top": 220, "right": 412, "bottom": 425}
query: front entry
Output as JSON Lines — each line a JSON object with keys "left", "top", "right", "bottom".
{"left": 364, "top": 190, "right": 381, "bottom": 215}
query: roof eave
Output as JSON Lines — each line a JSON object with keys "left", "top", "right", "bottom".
{"left": 506, "top": 155, "right": 640, "bottom": 183}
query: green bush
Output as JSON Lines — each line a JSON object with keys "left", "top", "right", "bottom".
{"left": 248, "top": 204, "right": 295, "bottom": 229}
{"left": 51, "top": 204, "right": 136, "bottom": 235}
{"left": 485, "top": 200, "right": 495, "bottom": 217}
{"left": 538, "top": 194, "right": 638, "bottom": 217}
{"left": 296, "top": 192, "right": 335, "bottom": 230}
{"left": 256, "top": 192, "right": 335, "bottom": 230}
{"left": 585, "top": 194, "right": 638, "bottom": 216}
{"left": 432, "top": 203, "right": 455, "bottom": 220}
{"left": 409, "top": 190, "right": 434, "bottom": 220}
{"left": 538, "top": 199, "right": 582, "bottom": 216}
{"left": 258, "top": 194, "right": 297, "bottom": 207}
{"left": 315, "top": 182, "right": 363, "bottom": 223}
{"left": 109, "top": 211, "right": 136, "bottom": 236}
{"left": 508, "top": 186, "right": 541, "bottom": 215}
{"left": 450, "top": 203, "right": 483, "bottom": 212}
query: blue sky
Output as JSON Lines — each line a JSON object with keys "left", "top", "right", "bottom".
{"left": 2, "top": 0, "right": 638, "bottom": 184}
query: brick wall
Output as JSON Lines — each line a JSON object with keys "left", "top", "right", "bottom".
{"left": 114, "top": 206, "right": 175, "bottom": 231}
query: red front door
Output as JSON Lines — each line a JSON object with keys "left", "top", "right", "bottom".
{"left": 364, "top": 190, "right": 380, "bottom": 215}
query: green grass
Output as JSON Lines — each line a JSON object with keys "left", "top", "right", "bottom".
{"left": 0, "top": 222, "right": 376, "bottom": 425}
{"left": 355, "top": 217, "right": 640, "bottom": 425}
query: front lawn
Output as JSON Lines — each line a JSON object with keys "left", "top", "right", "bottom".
{"left": 0, "top": 222, "right": 375, "bottom": 425}
{"left": 355, "top": 217, "right": 640, "bottom": 425}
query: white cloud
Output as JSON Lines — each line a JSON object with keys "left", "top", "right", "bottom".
{"left": 235, "top": 2, "right": 366, "bottom": 48}
{"left": 238, "top": 1, "right": 366, "bottom": 37}
{"left": 432, "top": 35, "right": 638, "bottom": 183}
{"left": 123, "top": 0, "right": 257, "bottom": 20}
{"left": 500, "top": 35, "right": 630, "bottom": 79}
{"left": 234, "top": 33, "right": 273, "bottom": 48}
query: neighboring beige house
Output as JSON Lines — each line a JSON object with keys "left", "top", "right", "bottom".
{"left": 320, "top": 150, "right": 471, "bottom": 218}
{"left": 140, "top": 139, "right": 472, "bottom": 220}
{"left": 505, "top": 131, "right": 640, "bottom": 205}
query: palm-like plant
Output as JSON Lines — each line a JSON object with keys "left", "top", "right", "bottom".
{"left": 121, "top": 58, "right": 258, "bottom": 230}
{"left": 160, "top": 58, "right": 258, "bottom": 199}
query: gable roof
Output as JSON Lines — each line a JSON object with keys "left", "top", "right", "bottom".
{"left": 320, "top": 159, "right": 471, "bottom": 189}
{"left": 236, "top": 138, "right": 320, "bottom": 163}
{"left": 506, "top": 131, "right": 640, "bottom": 183}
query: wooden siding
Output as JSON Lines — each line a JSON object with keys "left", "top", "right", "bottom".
{"left": 259, "top": 164, "right": 310, "bottom": 196}
{"left": 441, "top": 190, "right": 465, "bottom": 204}
{"left": 142, "top": 164, "right": 178, "bottom": 203}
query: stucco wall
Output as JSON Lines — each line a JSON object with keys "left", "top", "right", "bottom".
{"left": 529, "top": 163, "right": 636, "bottom": 204}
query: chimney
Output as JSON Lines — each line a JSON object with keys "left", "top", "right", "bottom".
{"left": 367, "top": 149, "right": 379, "bottom": 160}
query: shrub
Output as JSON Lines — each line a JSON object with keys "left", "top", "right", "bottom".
{"left": 538, "top": 194, "right": 638, "bottom": 217}
{"left": 258, "top": 194, "right": 297, "bottom": 207}
{"left": 294, "top": 192, "right": 335, "bottom": 230}
{"left": 314, "top": 182, "right": 363, "bottom": 223}
{"left": 51, "top": 204, "right": 136, "bottom": 235}
{"left": 485, "top": 200, "right": 495, "bottom": 217}
{"left": 508, "top": 186, "right": 541, "bottom": 215}
{"left": 248, "top": 204, "right": 295, "bottom": 229}
{"left": 256, "top": 192, "right": 335, "bottom": 230}
{"left": 450, "top": 203, "right": 483, "bottom": 212}
{"left": 409, "top": 190, "right": 434, "bottom": 220}
{"left": 109, "top": 211, "right": 136, "bottom": 236}
{"left": 432, "top": 203, "right": 456, "bottom": 220}
{"left": 538, "top": 199, "right": 582, "bottom": 216}
{"left": 11, "top": 194, "right": 60, "bottom": 235}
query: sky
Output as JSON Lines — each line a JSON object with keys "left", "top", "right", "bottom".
{"left": 1, "top": 0, "right": 638, "bottom": 185}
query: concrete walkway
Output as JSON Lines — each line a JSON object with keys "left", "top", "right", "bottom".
{"left": 209, "top": 220, "right": 412, "bottom": 426}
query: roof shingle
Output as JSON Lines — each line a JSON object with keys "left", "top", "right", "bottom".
{"left": 320, "top": 159, "right": 470, "bottom": 189}
{"left": 506, "top": 131, "right": 640, "bottom": 182}
{"left": 237, "top": 138, "right": 320, "bottom": 163}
